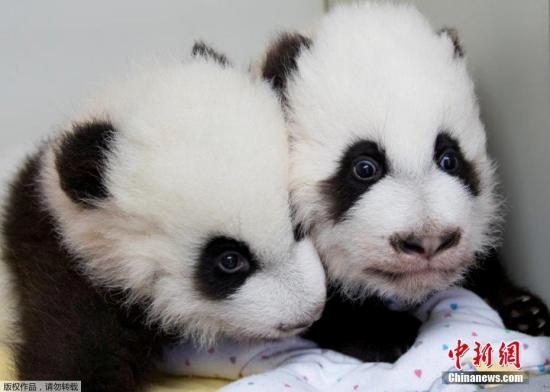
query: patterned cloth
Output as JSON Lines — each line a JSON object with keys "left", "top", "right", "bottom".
{"left": 160, "top": 288, "right": 550, "bottom": 391}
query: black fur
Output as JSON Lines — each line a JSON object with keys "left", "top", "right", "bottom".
{"left": 293, "top": 222, "right": 307, "bottom": 242}
{"left": 55, "top": 120, "right": 116, "bottom": 207}
{"left": 304, "top": 288, "right": 421, "bottom": 362}
{"left": 434, "top": 132, "right": 480, "bottom": 196}
{"left": 191, "top": 41, "right": 230, "bottom": 66}
{"left": 321, "top": 140, "right": 387, "bottom": 222}
{"left": 2, "top": 152, "right": 172, "bottom": 391}
{"left": 262, "top": 33, "right": 311, "bottom": 100}
{"left": 466, "top": 250, "right": 550, "bottom": 336}
{"left": 194, "top": 236, "right": 258, "bottom": 300}
{"left": 439, "top": 27, "right": 464, "bottom": 58}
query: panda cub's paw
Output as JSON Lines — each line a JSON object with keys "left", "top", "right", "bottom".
{"left": 496, "top": 290, "right": 550, "bottom": 336}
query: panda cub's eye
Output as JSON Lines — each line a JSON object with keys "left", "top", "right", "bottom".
{"left": 352, "top": 157, "right": 381, "bottom": 181}
{"left": 195, "top": 236, "right": 258, "bottom": 300}
{"left": 217, "top": 251, "right": 249, "bottom": 273}
{"left": 438, "top": 150, "right": 460, "bottom": 174}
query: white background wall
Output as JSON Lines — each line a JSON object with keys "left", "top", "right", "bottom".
{"left": 330, "top": 0, "right": 550, "bottom": 304}
{"left": 0, "top": 0, "right": 324, "bottom": 182}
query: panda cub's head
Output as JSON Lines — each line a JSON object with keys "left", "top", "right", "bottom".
{"left": 261, "top": 3, "right": 501, "bottom": 303}
{"left": 40, "top": 48, "right": 326, "bottom": 343}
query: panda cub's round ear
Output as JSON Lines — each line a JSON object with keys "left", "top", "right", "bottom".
{"left": 439, "top": 27, "right": 465, "bottom": 58}
{"left": 54, "top": 120, "right": 116, "bottom": 208}
{"left": 261, "top": 33, "right": 312, "bottom": 99}
{"left": 191, "top": 41, "right": 231, "bottom": 66}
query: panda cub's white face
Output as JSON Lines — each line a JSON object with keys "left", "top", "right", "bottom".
{"left": 40, "top": 56, "right": 326, "bottom": 344}
{"left": 271, "top": 4, "right": 501, "bottom": 303}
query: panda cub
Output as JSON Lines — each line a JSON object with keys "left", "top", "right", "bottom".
{"left": 0, "top": 47, "right": 326, "bottom": 390}
{"left": 260, "top": 3, "right": 549, "bottom": 360}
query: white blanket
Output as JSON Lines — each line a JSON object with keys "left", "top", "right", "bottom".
{"left": 160, "top": 288, "right": 550, "bottom": 391}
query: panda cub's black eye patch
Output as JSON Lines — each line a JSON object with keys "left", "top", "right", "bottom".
{"left": 434, "top": 132, "right": 480, "bottom": 196}
{"left": 321, "top": 140, "right": 387, "bottom": 222}
{"left": 194, "top": 236, "right": 258, "bottom": 300}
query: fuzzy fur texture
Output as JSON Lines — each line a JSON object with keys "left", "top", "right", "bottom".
{"left": 0, "top": 55, "right": 326, "bottom": 386}
{"left": 39, "top": 60, "right": 325, "bottom": 342}
{"left": 263, "top": 2, "right": 502, "bottom": 304}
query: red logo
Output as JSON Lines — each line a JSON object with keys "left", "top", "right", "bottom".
{"left": 473, "top": 341, "right": 494, "bottom": 367}
{"left": 498, "top": 341, "right": 521, "bottom": 369}
{"left": 448, "top": 340, "right": 521, "bottom": 370}
{"left": 448, "top": 339, "right": 469, "bottom": 369}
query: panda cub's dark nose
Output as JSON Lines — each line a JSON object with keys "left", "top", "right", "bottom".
{"left": 391, "top": 230, "right": 461, "bottom": 259}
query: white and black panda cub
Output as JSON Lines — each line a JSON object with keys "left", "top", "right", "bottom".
{"left": 259, "top": 3, "right": 550, "bottom": 360}
{"left": 0, "top": 46, "right": 326, "bottom": 390}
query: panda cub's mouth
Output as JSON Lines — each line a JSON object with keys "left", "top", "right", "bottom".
{"left": 364, "top": 266, "right": 459, "bottom": 281}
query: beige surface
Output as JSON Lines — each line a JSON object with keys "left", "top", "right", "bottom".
{"left": 0, "top": 345, "right": 226, "bottom": 391}
{"left": 0, "top": 345, "right": 15, "bottom": 380}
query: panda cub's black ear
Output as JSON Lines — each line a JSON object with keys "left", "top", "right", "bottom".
{"left": 191, "top": 41, "right": 230, "bottom": 66}
{"left": 262, "top": 33, "right": 312, "bottom": 98}
{"left": 439, "top": 27, "right": 464, "bottom": 58}
{"left": 55, "top": 120, "right": 116, "bottom": 208}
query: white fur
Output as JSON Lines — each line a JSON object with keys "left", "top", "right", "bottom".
{"left": 279, "top": 2, "right": 502, "bottom": 303}
{"left": 26, "top": 59, "right": 325, "bottom": 344}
